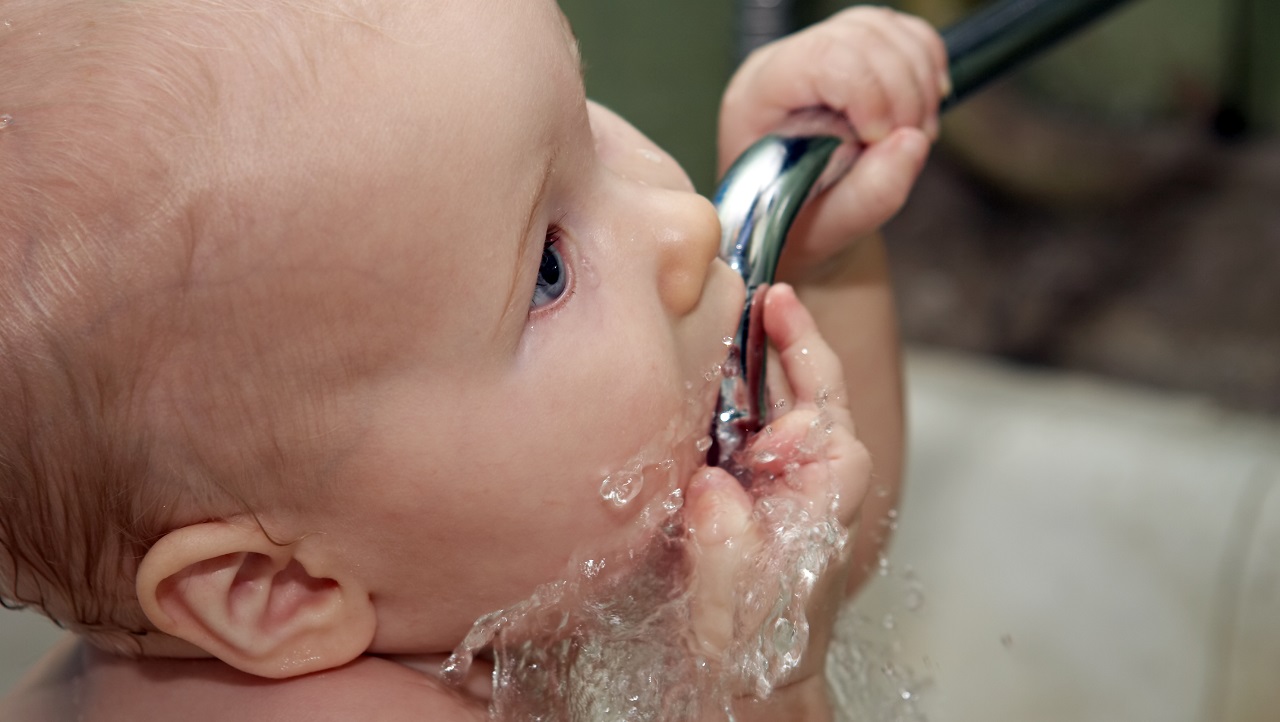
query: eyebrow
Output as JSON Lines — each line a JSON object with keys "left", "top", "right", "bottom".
{"left": 560, "top": 12, "right": 587, "bottom": 84}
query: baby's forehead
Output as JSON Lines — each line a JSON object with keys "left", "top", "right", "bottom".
{"left": 1, "top": 3, "right": 416, "bottom": 439}
{"left": 6, "top": 0, "right": 568, "bottom": 397}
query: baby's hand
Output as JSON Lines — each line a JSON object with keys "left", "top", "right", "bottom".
{"left": 718, "top": 7, "right": 948, "bottom": 279}
{"left": 684, "top": 284, "right": 871, "bottom": 718}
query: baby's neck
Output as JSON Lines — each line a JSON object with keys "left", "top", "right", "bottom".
{"left": 1, "top": 638, "right": 493, "bottom": 722}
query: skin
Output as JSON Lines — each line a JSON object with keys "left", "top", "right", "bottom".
{"left": 215, "top": 1, "right": 751, "bottom": 654}
{"left": 0, "top": 1, "right": 945, "bottom": 719}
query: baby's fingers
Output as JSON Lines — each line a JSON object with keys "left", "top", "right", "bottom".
{"left": 748, "top": 410, "right": 871, "bottom": 529}
{"left": 820, "top": 8, "right": 941, "bottom": 142}
{"left": 762, "top": 284, "right": 847, "bottom": 418}
{"left": 855, "top": 8, "right": 949, "bottom": 138}
{"left": 685, "top": 466, "right": 759, "bottom": 657}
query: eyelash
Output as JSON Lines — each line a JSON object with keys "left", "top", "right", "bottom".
{"left": 529, "top": 222, "right": 574, "bottom": 314}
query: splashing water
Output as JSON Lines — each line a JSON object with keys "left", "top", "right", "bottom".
{"left": 443, "top": 371, "right": 929, "bottom": 721}
{"left": 600, "top": 463, "right": 645, "bottom": 509}
{"left": 826, "top": 561, "right": 932, "bottom": 722}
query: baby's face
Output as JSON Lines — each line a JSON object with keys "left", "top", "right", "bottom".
{"left": 237, "top": 0, "right": 745, "bottom": 651}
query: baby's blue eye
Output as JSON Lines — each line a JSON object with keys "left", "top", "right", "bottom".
{"left": 531, "top": 241, "right": 568, "bottom": 309}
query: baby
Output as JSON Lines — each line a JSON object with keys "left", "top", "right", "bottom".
{"left": 0, "top": 0, "right": 946, "bottom": 719}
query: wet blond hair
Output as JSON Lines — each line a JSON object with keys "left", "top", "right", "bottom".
{"left": 0, "top": 0, "right": 388, "bottom": 654}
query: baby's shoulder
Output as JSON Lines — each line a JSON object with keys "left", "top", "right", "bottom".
{"left": 251, "top": 656, "right": 490, "bottom": 722}
{"left": 3, "top": 646, "right": 487, "bottom": 722}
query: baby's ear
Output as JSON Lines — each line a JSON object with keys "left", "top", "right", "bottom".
{"left": 135, "top": 518, "right": 376, "bottom": 679}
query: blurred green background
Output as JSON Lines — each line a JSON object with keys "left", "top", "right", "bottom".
{"left": 559, "top": 0, "right": 1278, "bottom": 193}
{"left": 559, "top": 0, "right": 1280, "bottom": 413}
{"left": 556, "top": 0, "right": 731, "bottom": 193}
{"left": 558, "top": 0, "right": 883, "bottom": 192}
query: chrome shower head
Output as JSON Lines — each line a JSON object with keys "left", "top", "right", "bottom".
{"left": 707, "top": 113, "right": 856, "bottom": 479}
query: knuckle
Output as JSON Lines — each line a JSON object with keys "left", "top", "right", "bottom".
{"left": 806, "top": 30, "right": 851, "bottom": 80}
{"left": 842, "top": 437, "right": 873, "bottom": 481}
{"left": 802, "top": 27, "right": 896, "bottom": 118}
{"left": 899, "top": 13, "right": 934, "bottom": 36}
{"left": 832, "top": 4, "right": 891, "bottom": 25}
{"left": 902, "top": 15, "right": 948, "bottom": 64}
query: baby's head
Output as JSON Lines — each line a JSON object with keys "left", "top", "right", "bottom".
{"left": 0, "top": 0, "right": 741, "bottom": 677}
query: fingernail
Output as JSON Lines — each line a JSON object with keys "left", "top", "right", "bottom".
{"left": 766, "top": 282, "right": 795, "bottom": 306}
{"left": 685, "top": 468, "right": 719, "bottom": 505}
{"left": 901, "top": 129, "right": 929, "bottom": 156}
{"left": 938, "top": 72, "right": 953, "bottom": 99}
{"left": 862, "top": 119, "right": 891, "bottom": 144}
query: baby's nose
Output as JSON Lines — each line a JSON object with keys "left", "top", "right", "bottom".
{"left": 654, "top": 190, "right": 720, "bottom": 316}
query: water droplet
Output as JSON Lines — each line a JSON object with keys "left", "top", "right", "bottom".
{"left": 722, "top": 336, "right": 734, "bottom": 347}
{"left": 754, "top": 450, "right": 778, "bottom": 464}
{"left": 662, "top": 488, "right": 684, "bottom": 513}
{"left": 881, "top": 613, "right": 896, "bottom": 630}
{"left": 772, "top": 398, "right": 788, "bottom": 410}
{"left": 721, "top": 354, "right": 740, "bottom": 377}
{"left": 581, "top": 558, "right": 606, "bottom": 579}
{"left": 600, "top": 471, "right": 643, "bottom": 508}
{"left": 0, "top": 114, "right": 12, "bottom": 129}
{"left": 636, "top": 147, "right": 663, "bottom": 164}
{"left": 771, "top": 617, "right": 804, "bottom": 669}
{"left": 695, "top": 436, "right": 712, "bottom": 453}
{"left": 877, "top": 553, "right": 891, "bottom": 576}
{"left": 904, "top": 587, "right": 924, "bottom": 611}
{"left": 3, "top": 19, "right": 12, "bottom": 28}
{"left": 782, "top": 461, "right": 803, "bottom": 489}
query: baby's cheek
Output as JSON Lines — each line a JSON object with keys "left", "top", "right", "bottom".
{"left": 576, "top": 366, "right": 709, "bottom": 509}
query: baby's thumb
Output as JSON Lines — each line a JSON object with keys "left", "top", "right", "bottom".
{"left": 685, "top": 467, "right": 758, "bottom": 658}
{"left": 837, "top": 126, "right": 930, "bottom": 223}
